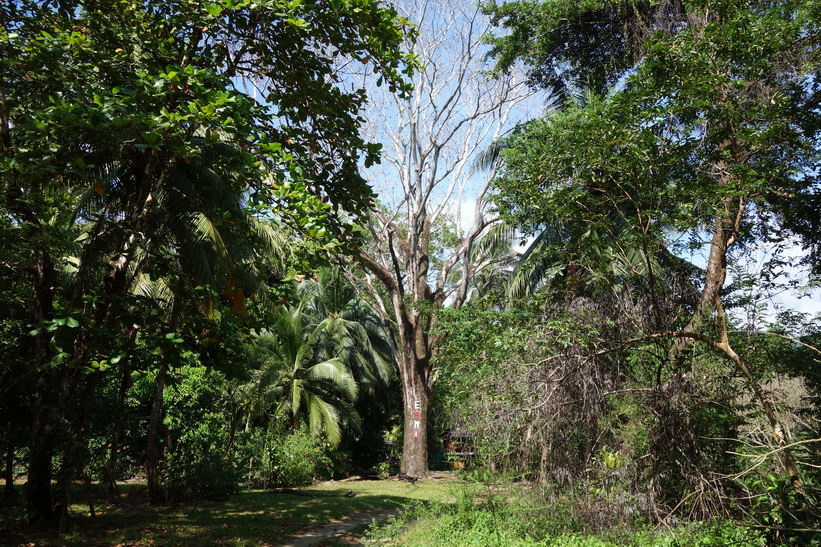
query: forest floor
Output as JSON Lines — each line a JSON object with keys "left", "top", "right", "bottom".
{"left": 277, "top": 505, "right": 399, "bottom": 546}
{"left": 0, "top": 473, "right": 456, "bottom": 546}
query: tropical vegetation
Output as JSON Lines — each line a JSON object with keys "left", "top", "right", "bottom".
{"left": 1, "top": 0, "right": 820, "bottom": 545}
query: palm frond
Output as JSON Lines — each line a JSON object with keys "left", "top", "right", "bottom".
{"left": 470, "top": 220, "right": 517, "bottom": 266}
{"left": 306, "top": 359, "right": 358, "bottom": 402}
{"left": 308, "top": 396, "right": 342, "bottom": 446}
{"left": 471, "top": 140, "right": 506, "bottom": 173}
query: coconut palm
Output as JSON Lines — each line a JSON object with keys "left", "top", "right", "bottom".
{"left": 505, "top": 218, "right": 701, "bottom": 314}
{"left": 253, "top": 304, "right": 361, "bottom": 446}
{"left": 64, "top": 140, "right": 290, "bottom": 502}
{"left": 297, "top": 268, "right": 396, "bottom": 400}
{"left": 72, "top": 139, "right": 288, "bottom": 315}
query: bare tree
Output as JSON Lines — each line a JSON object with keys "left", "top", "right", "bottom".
{"left": 350, "top": 0, "right": 539, "bottom": 477}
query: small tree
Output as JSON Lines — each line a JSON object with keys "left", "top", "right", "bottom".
{"left": 254, "top": 304, "right": 361, "bottom": 446}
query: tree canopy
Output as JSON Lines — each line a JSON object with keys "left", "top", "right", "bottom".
{"left": 1, "top": 0, "right": 416, "bottom": 523}
{"left": 488, "top": 0, "right": 820, "bottom": 254}
{"left": 2, "top": 0, "right": 821, "bottom": 542}
{"left": 481, "top": 0, "right": 820, "bottom": 523}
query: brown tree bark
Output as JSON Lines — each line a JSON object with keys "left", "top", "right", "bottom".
{"left": 397, "top": 328, "right": 432, "bottom": 478}
{"left": 357, "top": 247, "right": 436, "bottom": 478}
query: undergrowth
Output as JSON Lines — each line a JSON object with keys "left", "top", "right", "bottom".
{"left": 364, "top": 480, "right": 768, "bottom": 546}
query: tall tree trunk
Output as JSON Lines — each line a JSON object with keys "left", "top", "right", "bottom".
{"left": 399, "top": 353, "right": 430, "bottom": 478}
{"left": 26, "top": 249, "right": 58, "bottom": 524}
{"left": 357, "top": 250, "right": 439, "bottom": 479}
{"left": 4, "top": 393, "right": 17, "bottom": 496}
{"left": 27, "top": 396, "right": 59, "bottom": 524}
{"left": 225, "top": 409, "right": 240, "bottom": 461}
{"left": 397, "top": 315, "right": 433, "bottom": 478}
{"left": 4, "top": 90, "right": 61, "bottom": 521}
{"left": 1, "top": 92, "right": 18, "bottom": 498}
{"left": 146, "top": 360, "right": 169, "bottom": 505}
{"left": 3, "top": 435, "right": 13, "bottom": 496}
{"left": 106, "top": 359, "right": 134, "bottom": 494}
{"left": 53, "top": 372, "right": 101, "bottom": 512}
{"left": 678, "top": 193, "right": 799, "bottom": 484}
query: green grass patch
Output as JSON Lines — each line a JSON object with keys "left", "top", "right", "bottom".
{"left": 0, "top": 476, "right": 455, "bottom": 546}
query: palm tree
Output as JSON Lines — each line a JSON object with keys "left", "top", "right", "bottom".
{"left": 253, "top": 304, "right": 361, "bottom": 446}
{"left": 65, "top": 141, "right": 290, "bottom": 502}
{"left": 297, "top": 268, "right": 396, "bottom": 400}
{"left": 72, "top": 139, "right": 288, "bottom": 312}
{"left": 504, "top": 218, "right": 701, "bottom": 321}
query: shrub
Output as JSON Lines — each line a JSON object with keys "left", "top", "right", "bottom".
{"left": 365, "top": 480, "right": 769, "bottom": 546}
{"left": 330, "top": 449, "right": 355, "bottom": 479}
{"left": 240, "top": 427, "right": 333, "bottom": 487}
{"left": 159, "top": 412, "right": 237, "bottom": 501}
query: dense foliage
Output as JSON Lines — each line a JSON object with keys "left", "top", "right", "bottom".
{"left": 366, "top": 479, "right": 771, "bottom": 545}
{"left": 427, "top": 0, "right": 821, "bottom": 542}
{"left": 0, "top": 0, "right": 413, "bottom": 524}
{"left": 1, "top": 0, "right": 819, "bottom": 544}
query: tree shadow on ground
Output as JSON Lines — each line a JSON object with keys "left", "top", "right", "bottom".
{"left": 0, "top": 482, "right": 443, "bottom": 546}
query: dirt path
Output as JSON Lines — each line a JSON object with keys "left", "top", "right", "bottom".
{"left": 278, "top": 506, "right": 399, "bottom": 546}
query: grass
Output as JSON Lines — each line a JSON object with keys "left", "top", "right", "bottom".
{"left": 0, "top": 475, "right": 455, "bottom": 546}
{"left": 362, "top": 480, "right": 770, "bottom": 547}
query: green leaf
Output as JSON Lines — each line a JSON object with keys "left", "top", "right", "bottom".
{"left": 204, "top": 2, "right": 223, "bottom": 16}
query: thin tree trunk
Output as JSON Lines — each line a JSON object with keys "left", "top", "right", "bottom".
{"left": 4, "top": 436, "right": 13, "bottom": 495}
{"left": 54, "top": 371, "right": 103, "bottom": 513}
{"left": 676, "top": 192, "right": 800, "bottom": 485}
{"left": 225, "top": 419, "right": 237, "bottom": 461}
{"left": 1, "top": 92, "right": 19, "bottom": 498}
{"left": 106, "top": 361, "right": 133, "bottom": 494}
{"left": 292, "top": 408, "right": 300, "bottom": 432}
{"left": 539, "top": 438, "right": 550, "bottom": 484}
{"left": 4, "top": 398, "right": 16, "bottom": 495}
{"left": 146, "top": 360, "right": 169, "bottom": 505}
{"left": 27, "top": 400, "right": 59, "bottom": 524}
